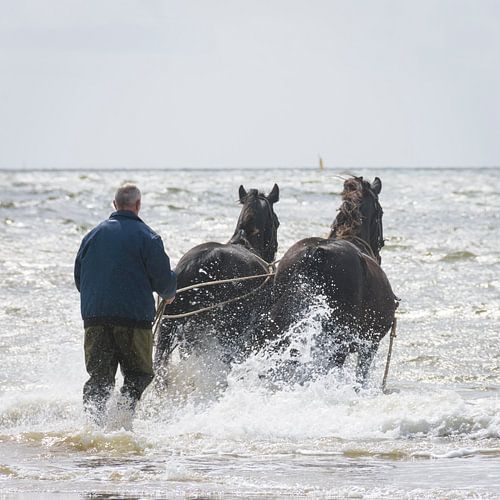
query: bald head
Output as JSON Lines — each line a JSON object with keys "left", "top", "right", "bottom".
{"left": 114, "top": 183, "right": 141, "bottom": 214}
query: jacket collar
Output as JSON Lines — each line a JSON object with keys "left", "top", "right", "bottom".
{"left": 109, "top": 210, "right": 142, "bottom": 222}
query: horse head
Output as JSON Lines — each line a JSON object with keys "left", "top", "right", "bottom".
{"left": 229, "top": 184, "right": 280, "bottom": 263}
{"left": 330, "top": 176, "right": 384, "bottom": 263}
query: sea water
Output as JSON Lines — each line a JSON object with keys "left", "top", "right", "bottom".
{"left": 0, "top": 167, "right": 499, "bottom": 498}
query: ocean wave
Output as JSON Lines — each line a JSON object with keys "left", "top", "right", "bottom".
{"left": 440, "top": 251, "right": 477, "bottom": 262}
{"left": 0, "top": 396, "right": 78, "bottom": 430}
{"left": 143, "top": 364, "right": 500, "bottom": 444}
{"left": 412, "top": 447, "right": 500, "bottom": 459}
{"left": 37, "top": 428, "right": 148, "bottom": 454}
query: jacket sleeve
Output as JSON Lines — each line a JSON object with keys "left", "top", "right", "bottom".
{"left": 74, "top": 239, "right": 85, "bottom": 292}
{"left": 145, "top": 236, "right": 177, "bottom": 299}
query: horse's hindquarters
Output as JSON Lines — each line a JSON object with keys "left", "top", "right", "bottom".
{"left": 269, "top": 239, "right": 396, "bottom": 386}
{"left": 272, "top": 240, "right": 365, "bottom": 330}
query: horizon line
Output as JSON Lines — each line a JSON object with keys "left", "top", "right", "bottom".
{"left": 1, "top": 165, "right": 499, "bottom": 172}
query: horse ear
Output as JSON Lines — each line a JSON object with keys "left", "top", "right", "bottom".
{"left": 268, "top": 183, "right": 279, "bottom": 204}
{"left": 239, "top": 185, "right": 247, "bottom": 202}
{"left": 372, "top": 177, "right": 382, "bottom": 195}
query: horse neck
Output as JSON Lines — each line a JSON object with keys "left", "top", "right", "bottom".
{"left": 259, "top": 230, "right": 277, "bottom": 263}
{"left": 255, "top": 199, "right": 278, "bottom": 263}
{"left": 228, "top": 228, "right": 275, "bottom": 263}
{"left": 329, "top": 209, "right": 377, "bottom": 259}
{"left": 356, "top": 219, "right": 372, "bottom": 248}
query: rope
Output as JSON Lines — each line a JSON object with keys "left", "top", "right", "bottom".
{"left": 251, "top": 252, "right": 280, "bottom": 271}
{"left": 381, "top": 317, "right": 397, "bottom": 393}
{"left": 174, "top": 271, "right": 275, "bottom": 295}
{"left": 163, "top": 273, "right": 273, "bottom": 319}
{"left": 152, "top": 248, "right": 279, "bottom": 343}
{"left": 153, "top": 268, "right": 275, "bottom": 325}
{"left": 152, "top": 298, "right": 168, "bottom": 341}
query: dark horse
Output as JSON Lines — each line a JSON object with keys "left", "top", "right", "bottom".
{"left": 155, "top": 184, "right": 280, "bottom": 374}
{"left": 268, "top": 176, "right": 397, "bottom": 387}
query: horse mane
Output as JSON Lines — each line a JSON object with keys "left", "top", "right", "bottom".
{"left": 329, "top": 177, "right": 364, "bottom": 239}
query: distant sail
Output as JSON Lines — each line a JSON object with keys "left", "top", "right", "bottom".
{"left": 319, "top": 156, "right": 325, "bottom": 170}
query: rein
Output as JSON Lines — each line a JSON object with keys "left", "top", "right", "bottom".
{"left": 381, "top": 317, "right": 398, "bottom": 393}
{"left": 162, "top": 272, "right": 274, "bottom": 320}
{"left": 152, "top": 259, "right": 279, "bottom": 338}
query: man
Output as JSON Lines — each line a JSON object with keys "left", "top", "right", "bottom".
{"left": 74, "top": 183, "right": 176, "bottom": 428}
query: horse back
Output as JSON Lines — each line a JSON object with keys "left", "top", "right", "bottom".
{"left": 168, "top": 242, "right": 269, "bottom": 315}
{"left": 275, "top": 238, "right": 362, "bottom": 292}
{"left": 272, "top": 238, "right": 395, "bottom": 336}
{"left": 176, "top": 242, "right": 267, "bottom": 282}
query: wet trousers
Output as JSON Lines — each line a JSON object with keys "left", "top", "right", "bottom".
{"left": 83, "top": 325, "right": 154, "bottom": 426}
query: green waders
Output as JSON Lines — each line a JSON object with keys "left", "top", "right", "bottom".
{"left": 83, "top": 325, "right": 154, "bottom": 427}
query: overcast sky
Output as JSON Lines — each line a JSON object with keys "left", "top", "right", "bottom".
{"left": 1, "top": 0, "right": 499, "bottom": 169}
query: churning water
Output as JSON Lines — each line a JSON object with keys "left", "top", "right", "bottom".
{"left": 0, "top": 167, "right": 499, "bottom": 498}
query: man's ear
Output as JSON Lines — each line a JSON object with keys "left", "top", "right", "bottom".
{"left": 113, "top": 200, "right": 117, "bottom": 210}
{"left": 136, "top": 199, "right": 141, "bottom": 212}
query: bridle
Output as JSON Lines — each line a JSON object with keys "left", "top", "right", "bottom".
{"left": 254, "top": 194, "right": 279, "bottom": 262}
{"left": 230, "top": 193, "right": 279, "bottom": 263}
{"left": 331, "top": 181, "right": 385, "bottom": 262}
{"left": 368, "top": 189, "right": 385, "bottom": 255}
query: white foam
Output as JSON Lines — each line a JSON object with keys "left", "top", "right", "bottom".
{"left": 138, "top": 304, "right": 500, "bottom": 446}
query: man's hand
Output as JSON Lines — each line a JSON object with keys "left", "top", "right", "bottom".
{"left": 164, "top": 295, "right": 175, "bottom": 305}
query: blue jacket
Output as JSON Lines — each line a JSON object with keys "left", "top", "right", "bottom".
{"left": 74, "top": 210, "right": 176, "bottom": 327}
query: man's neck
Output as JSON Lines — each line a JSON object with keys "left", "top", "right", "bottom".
{"left": 116, "top": 207, "right": 139, "bottom": 216}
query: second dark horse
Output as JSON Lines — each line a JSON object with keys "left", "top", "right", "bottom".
{"left": 268, "top": 176, "right": 398, "bottom": 387}
{"left": 155, "top": 184, "right": 280, "bottom": 375}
